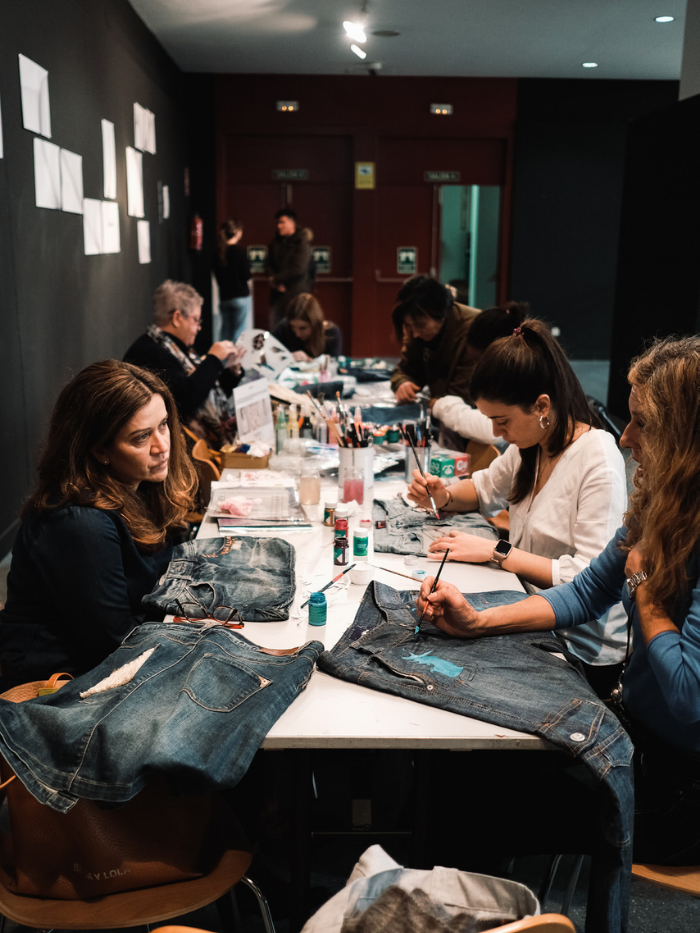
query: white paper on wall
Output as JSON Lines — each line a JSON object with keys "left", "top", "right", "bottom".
{"left": 101, "top": 200, "right": 121, "bottom": 253}
{"left": 137, "top": 219, "right": 151, "bottom": 263}
{"left": 60, "top": 149, "right": 83, "bottom": 214}
{"left": 83, "top": 198, "right": 103, "bottom": 255}
{"left": 19, "top": 54, "right": 51, "bottom": 137}
{"left": 34, "top": 138, "right": 61, "bottom": 209}
{"left": 134, "top": 102, "right": 147, "bottom": 151}
{"left": 163, "top": 184, "right": 170, "bottom": 219}
{"left": 102, "top": 119, "right": 117, "bottom": 199}
{"left": 145, "top": 109, "right": 156, "bottom": 154}
{"left": 125, "top": 146, "right": 144, "bottom": 217}
{"left": 0, "top": 95, "right": 4, "bottom": 159}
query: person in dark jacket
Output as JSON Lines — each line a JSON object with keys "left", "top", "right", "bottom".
{"left": 213, "top": 219, "right": 253, "bottom": 342}
{"left": 389, "top": 275, "right": 481, "bottom": 404}
{"left": 0, "top": 361, "right": 197, "bottom": 688}
{"left": 124, "top": 280, "right": 245, "bottom": 448}
{"left": 265, "top": 208, "right": 312, "bottom": 329}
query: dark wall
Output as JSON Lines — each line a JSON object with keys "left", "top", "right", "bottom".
{"left": 509, "top": 79, "right": 679, "bottom": 361}
{"left": 0, "top": 0, "right": 191, "bottom": 555}
{"left": 608, "top": 92, "right": 700, "bottom": 417}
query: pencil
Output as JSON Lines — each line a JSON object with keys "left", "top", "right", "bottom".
{"left": 415, "top": 547, "right": 449, "bottom": 635}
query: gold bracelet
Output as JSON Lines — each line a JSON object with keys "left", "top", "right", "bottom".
{"left": 443, "top": 487, "right": 453, "bottom": 510}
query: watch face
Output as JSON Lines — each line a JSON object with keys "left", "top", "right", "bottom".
{"left": 494, "top": 540, "right": 511, "bottom": 557}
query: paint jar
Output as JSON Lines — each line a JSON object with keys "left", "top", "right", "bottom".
{"left": 323, "top": 501, "right": 337, "bottom": 527}
{"left": 387, "top": 427, "right": 401, "bottom": 443}
{"left": 404, "top": 555, "right": 418, "bottom": 567}
{"left": 334, "top": 517, "right": 349, "bottom": 540}
{"left": 350, "top": 562, "right": 374, "bottom": 586}
{"left": 308, "top": 592, "right": 327, "bottom": 626}
{"left": 359, "top": 517, "right": 374, "bottom": 555}
{"left": 333, "top": 536, "right": 349, "bottom": 566}
{"left": 299, "top": 468, "right": 321, "bottom": 505}
{"left": 353, "top": 528, "right": 369, "bottom": 558}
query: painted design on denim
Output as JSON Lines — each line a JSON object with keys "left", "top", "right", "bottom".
{"left": 402, "top": 650, "right": 463, "bottom": 678}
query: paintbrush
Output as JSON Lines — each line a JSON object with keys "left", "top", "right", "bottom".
{"left": 415, "top": 547, "right": 449, "bottom": 636}
{"left": 307, "top": 390, "right": 345, "bottom": 446}
{"left": 400, "top": 423, "right": 440, "bottom": 519}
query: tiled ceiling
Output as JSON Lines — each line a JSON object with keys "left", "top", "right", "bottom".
{"left": 128, "top": 0, "right": 686, "bottom": 79}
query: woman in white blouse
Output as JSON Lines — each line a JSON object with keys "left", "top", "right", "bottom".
{"left": 408, "top": 318, "right": 628, "bottom": 695}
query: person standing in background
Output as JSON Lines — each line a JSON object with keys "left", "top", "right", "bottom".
{"left": 213, "top": 219, "right": 253, "bottom": 342}
{"left": 265, "top": 208, "right": 312, "bottom": 330}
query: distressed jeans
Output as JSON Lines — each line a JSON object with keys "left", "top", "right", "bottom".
{"left": 372, "top": 498, "right": 497, "bottom": 556}
{"left": 142, "top": 535, "right": 296, "bottom": 622}
{"left": 0, "top": 621, "right": 322, "bottom": 812}
{"left": 318, "top": 582, "right": 634, "bottom": 933}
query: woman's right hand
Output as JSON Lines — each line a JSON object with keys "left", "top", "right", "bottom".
{"left": 417, "top": 579, "right": 481, "bottom": 637}
{"left": 292, "top": 350, "right": 312, "bottom": 362}
{"left": 407, "top": 469, "right": 450, "bottom": 510}
{"left": 395, "top": 381, "right": 420, "bottom": 404}
{"left": 209, "top": 340, "right": 237, "bottom": 361}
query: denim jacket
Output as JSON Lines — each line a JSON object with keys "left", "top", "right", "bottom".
{"left": 318, "top": 582, "right": 634, "bottom": 933}
{"left": 0, "top": 621, "right": 322, "bottom": 813}
{"left": 142, "top": 535, "right": 296, "bottom": 622}
{"left": 372, "top": 498, "right": 497, "bottom": 557}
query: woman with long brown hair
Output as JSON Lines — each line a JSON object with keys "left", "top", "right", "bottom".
{"left": 418, "top": 334, "right": 700, "bottom": 863}
{"left": 0, "top": 361, "right": 197, "bottom": 687}
{"left": 213, "top": 219, "right": 252, "bottom": 341}
{"left": 272, "top": 292, "right": 342, "bottom": 361}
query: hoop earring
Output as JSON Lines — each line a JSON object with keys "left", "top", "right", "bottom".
{"left": 104, "top": 460, "right": 109, "bottom": 465}
{"left": 539, "top": 415, "right": 550, "bottom": 431}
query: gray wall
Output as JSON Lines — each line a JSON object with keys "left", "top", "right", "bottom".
{"left": 0, "top": 0, "right": 191, "bottom": 555}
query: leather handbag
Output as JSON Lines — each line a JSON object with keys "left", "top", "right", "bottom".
{"left": 0, "top": 674, "right": 222, "bottom": 900}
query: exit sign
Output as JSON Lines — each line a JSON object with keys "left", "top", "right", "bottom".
{"left": 424, "top": 171, "right": 461, "bottom": 183}
{"left": 247, "top": 245, "right": 267, "bottom": 272}
{"left": 397, "top": 247, "right": 417, "bottom": 274}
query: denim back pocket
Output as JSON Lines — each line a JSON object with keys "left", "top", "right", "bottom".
{"left": 182, "top": 653, "right": 269, "bottom": 712}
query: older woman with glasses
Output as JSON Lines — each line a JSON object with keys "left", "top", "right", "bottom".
{"left": 124, "top": 279, "right": 245, "bottom": 448}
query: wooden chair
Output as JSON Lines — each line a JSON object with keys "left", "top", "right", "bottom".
{"left": 191, "top": 438, "right": 221, "bottom": 508}
{"left": 631, "top": 862, "right": 700, "bottom": 896}
{"left": 488, "top": 915, "right": 575, "bottom": 932}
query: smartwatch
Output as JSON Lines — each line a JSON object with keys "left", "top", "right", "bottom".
{"left": 492, "top": 540, "right": 513, "bottom": 566}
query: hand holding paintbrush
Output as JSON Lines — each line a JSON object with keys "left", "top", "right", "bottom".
{"left": 400, "top": 423, "right": 440, "bottom": 519}
{"left": 414, "top": 548, "right": 449, "bottom": 636}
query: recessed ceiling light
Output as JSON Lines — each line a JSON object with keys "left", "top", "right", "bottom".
{"left": 582, "top": 62, "right": 598, "bottom": 68}
{"left": 373, "top": 30, "right": 400, "bottom": 37}
{"left": 343, "top": 21, "right": 366, "bottom": 43}
{"left": 351, "top": 44, "right": 367, "bottom": 60}
{"left": 655, "top": 16, "right": 675, "bottom": 23}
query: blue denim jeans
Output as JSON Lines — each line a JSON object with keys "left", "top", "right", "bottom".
{"left": 219, "top": 296, "right": 252, "bottom": 342}
{"left": 318, "top": 582, "right": 634, "bottom": 933}
{"left": 372, "top": 497, "right": 497, "bottom": 556}
{"left": 142, "top": 536, "right": 295, "bottom": 622}
{"left": 0, "top": 621, "right": 322, "bottom": 813}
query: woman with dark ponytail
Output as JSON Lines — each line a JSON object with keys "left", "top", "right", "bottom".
{"left": 408, "top": 319, "right": 628, "bottom": 696}
{"left": 213, "top": 219, "right": 252, "bottom": 341}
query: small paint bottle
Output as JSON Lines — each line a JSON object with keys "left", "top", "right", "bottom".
{"left": 334, "top": 516, "right": 349, "bottom": 540}
{"left": 359, "top": 517, "right": 374, "bottom": 554}
{"left": 308, "top": 592, "right": 327, "bottom": 626}
{"left": 323, "top": 501, "right": 337, "bottom": 527}
{"left": 333, "top": 536, "right": 349, "bottom": 566}
{"left": 353, "top": 528, "right": 369, "bottom": 559}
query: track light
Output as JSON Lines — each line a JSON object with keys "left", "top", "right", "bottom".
{"left": 343, "top": 21, "right": 367, "bottom": 43}
{"left": 351, "top": 44, "right": 367, "bottom": 59}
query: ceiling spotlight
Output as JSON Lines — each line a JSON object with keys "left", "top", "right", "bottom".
{"left": 343, "top": 21, "right": 367, "bottom": 43}
{"left": 351, "top": 44, "right": 367, "bottom": 59}
{"left": 582, "top": 62, "right": 598, "bottom": 68}
{"left": 655, "top": 16, "right": 675, "bottom": 23}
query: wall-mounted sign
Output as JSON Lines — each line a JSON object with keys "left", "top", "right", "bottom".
{"left": 424, "top": 170, "right": 461, "bottom": 183}
{"left": 397, "top": 247, "right": 417, "bottom": 274}
{"left": 355, "top": 161, "right": 375, "bottom": 189}
{"left": 247, "top": 245, "right": 268, "bottom": 272}
{"left": 272, "top": 168, "right": 308, "bottom": 181}
{"left": 312, "top": 246, "right": 331, "bottom": 274}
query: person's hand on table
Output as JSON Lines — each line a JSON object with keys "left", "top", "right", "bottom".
{"left": 407, "top": 469, "right": 450, "bottom": 510}
{"left": 292, "top": 350, "right": 312, "bottom": 362}
{"left": 417, "top": 578, "right": 481, "bottom": 637}
{"left": 395, "top": 381, "right": 420, "bottom": 404}
{"left": 428, "top": 530, "right": 493, "bottom": 564}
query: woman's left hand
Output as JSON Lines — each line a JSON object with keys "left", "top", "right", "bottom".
{"left": 225, "top": 345, "right": 246, "bottom": 372}
{"left": 292, "top": 350, "right": 312, "bottom": 362}
{"left": 427, "top": 530, "right": 494, "bottom": 564}
{"left": 624, "top": 545, "right": 646, "bottom": 578}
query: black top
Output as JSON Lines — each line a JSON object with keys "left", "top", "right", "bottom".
{"left": 273, "top": 320, "right": 343, "bottom": 358}
{"left": 0, "top": 505, "right": 173, "bottom": 687}
{"left": 124, "top": 332, "right": 241, "bottom": 421}
{"left": 213, "top": 244, "right": 251, "bottom": 300}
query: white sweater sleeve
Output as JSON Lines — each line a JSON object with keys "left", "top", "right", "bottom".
{"left": 470, "top": 444, "right": 519, "bottom": 514}
{"left": 432, "top": 396, "right": 497, "bottom": 446}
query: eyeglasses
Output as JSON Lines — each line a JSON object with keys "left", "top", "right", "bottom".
{"left": 170, "top": 309, "right": 202, "bottom": 329}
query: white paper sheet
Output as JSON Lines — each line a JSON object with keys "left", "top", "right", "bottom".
{"left": 133, "top": 102, "right": 147, "bottom": 151}
{"left": 125, "top": 146, "right": 144, "bottom": 218}
{"left": 145, "top": 109, "right": 156, "bottom": 154}
{"left": 137, "top": 219, "right": 151, "bottom": 263}
{"left": 34, "top": 138, "right": 61, "bottom": 209}
{"left": 233, "top": 379, "right": 276, "bottom": 448}
{"left": 60, "top": 149, "right": 83, "bottom": 214}
{"left": 83, "top": 198, "right": 102, "bottom": 255}
{"left": 101, "top": 200, "right": 120, "bottom": 253}
{"left": 162, "top": 184, "right": 170, "bottom": 219}
{"left": 101, "top": 119, "right": 116, "bottom": 199}
{"left": 19, "top": 54, "right": 51, "bottom": 137}
{"left": 0, "top": 95, "right": 4, "bottom": 159}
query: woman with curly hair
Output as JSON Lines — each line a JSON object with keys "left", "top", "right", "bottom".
{"left": 418, "top": 334, "right": 700, "bottom": 864}
{"left": 0, "top": 361, "right": 197, "bottom": 687}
